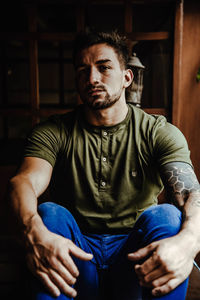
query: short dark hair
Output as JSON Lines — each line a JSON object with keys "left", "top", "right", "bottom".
{"left": 72, "top": 29, "right": 129, "bottom": 69}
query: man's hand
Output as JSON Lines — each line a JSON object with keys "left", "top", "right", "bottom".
{"left": 127, "top": 235, "right": 194, "bottom": 297}
{"left": 26, "top": 226, "right": 93, "bottom": 298}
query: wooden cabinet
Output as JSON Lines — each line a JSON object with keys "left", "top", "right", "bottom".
{"left": 0, "top": 0, "right": 180, "bottom": 166}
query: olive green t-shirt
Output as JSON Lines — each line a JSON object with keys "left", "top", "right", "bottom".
{"left": 24, "top": 104, "right": 192, "bottom": 233}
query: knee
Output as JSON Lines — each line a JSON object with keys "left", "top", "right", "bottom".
{"left": 38, "top": 201, "right": 74, "bottom": 217}
{"left": 136, "top": 204, "right": 182, "bottom": 240}
{"left": 38, "top": 201, "right": 57, "bottom": 215}
{"left": 38, "top": 201, "right": 70, "bottom": 219}
{"left": 38, "top": 202, "right": 77, "bottom": 235}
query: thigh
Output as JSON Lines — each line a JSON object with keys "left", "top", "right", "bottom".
{"left": 38, "top": 202, "right": 90, "bottom": 250}
{"left": 134, "top": 203, "right": 183, "bottom": 246}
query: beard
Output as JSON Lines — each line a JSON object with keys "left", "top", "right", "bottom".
{"left": 80, "top": 84, "right": 123, "bottom": 110}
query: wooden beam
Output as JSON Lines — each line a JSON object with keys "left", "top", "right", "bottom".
{"left": 0, "top": 108, "right": 32, "bottom": 116}
{"left": 0, "top": 32, "right": 75, "bottom": 41}
{"left": 126, "top": 32, "right": 170, "bottom": 41}
{"left": 0, "top": 107, "right": 167, "bottom": 117}
{"left": 143, "top": 108, "right": 168, "bottom": 117}
{"left": 124, "top": 0, "right": 132, "bottom": 33}
{"left": 0, "top": 31, "right": 169, "bottom": 41}
{"left": 172, "top": 0, "right": 184, "bottom": 127}
{"left": 76, "top": 3, "right": 85, "bottom": 32}
{"left": 59, "top": 44, "right": 65, "bottom": 106}
{"left": 28, "top": 3, "right": 40, "bottom": 126}
{"left": 29, "top": 41, "right": 39, "bottom": 112}
{"left": 38, "top": 108, "right": 73, "bottom": 117}
{"left": 1, "top": 45, "right": 8, "bottom": 107}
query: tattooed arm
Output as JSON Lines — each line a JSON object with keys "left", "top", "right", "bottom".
{"left": 162, "top": 161, "right": 200, "bottom": 208}
{"left": 161, "top": 162, "right": 200, "bottom": 263}
{"left": 128, "top": 161, "right": 200, "bottom": 297}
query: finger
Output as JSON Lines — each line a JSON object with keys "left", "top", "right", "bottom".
{"left": 37, "top": 271, "right": 61, "bottom": 298}
{"left": 60, "top": 252, "right": 80, "bottom": 278}
{"left": 50, "top": 258, "right": 77, "bottom": 286}
{"left": 152, "top": 278, "right": 179, "bottom": 297}
{"left": 49, "top": 268, "right": 77, "bottom": 298}
{"left": 134, "top": 252, "right": 160, "bottom": 276}
{"left": 151, "top": 272, "right": 174, "bottom": 289}
{"left": 138, "top": 267, "right": 170, "bottom": 289}
{"left": 142, "top": 266, "right": 168, "bottom": 286}
{"left": 69, "top": 241, "right": 93, "bottom": 261}
{"left": 128, "top": 242, "right": 158, "bottom": 262}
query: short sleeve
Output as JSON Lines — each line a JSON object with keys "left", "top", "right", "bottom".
{"left": 152, "top": 119, "right": 192, "bottom": 167}
{"left": 24, "top": 118, "right": 62, "bottom": 167}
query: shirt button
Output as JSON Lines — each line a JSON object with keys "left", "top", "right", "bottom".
{"left": 131, "top": 171, "right": 137, "bottom": 177}
{"left": 101, "top": 181, "right": 106, "bottom": 187}
{"left": 102, "top": 157, "right": 107, "bottom": 162}
{"left": 103, "top": 131, "right": 107, "bottom": 136}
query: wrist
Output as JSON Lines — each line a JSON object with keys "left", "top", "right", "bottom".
{"left": 178, "top": 227, "right": 200, "bottom": 258}
{"left": 22, "top": 213, "right": 47, "bottom": 249}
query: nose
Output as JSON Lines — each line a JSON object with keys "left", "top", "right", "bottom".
{"left": 88, "top": 66, "right": 101, "bottom": 85}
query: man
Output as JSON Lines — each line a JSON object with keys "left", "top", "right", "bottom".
{"left": 9, "top": 30, "right": 200, "bottom": 300}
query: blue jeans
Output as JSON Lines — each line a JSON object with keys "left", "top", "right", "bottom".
{"left": 31, "top": 203, "right": 189, "bottom": 300}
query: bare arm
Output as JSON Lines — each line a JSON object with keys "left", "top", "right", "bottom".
{"left": 128, "top": 162, "right": 200, "bottom": 296}
{"left": 9, "top": 156, "right": 52, "bottom": 231}
{"left": 160, "top": 162, "right": 200, "bottom": 254}
{"left": 9, "top": 157, "right": 92, "bottom": 298}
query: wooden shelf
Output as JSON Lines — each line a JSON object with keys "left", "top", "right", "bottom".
{"left": 0, "top": 107, "right": 168, "bottom": 118}
{"left": 0, "top": 31, "right": 170, "bottom": 41}
{"left": 0, "top": 107, "right": 72, "bottom": 118}
{"left": 143, "top": 108, "right": 168, "bottom": 116}
{"left": 0, "top": 0, "right": 173, "bottom": 129}
{"left": 0, "top": 32, "right": 75, "bottom": 41}
{"left": 126, "top": 32, "right": 170, "bottom": 41}
{"left": 0, "top": 108, "right": 32, "bottom": 117}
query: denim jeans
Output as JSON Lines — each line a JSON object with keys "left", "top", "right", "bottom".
{"left": 31, "top": 203, "right": 189, "bottom": 300}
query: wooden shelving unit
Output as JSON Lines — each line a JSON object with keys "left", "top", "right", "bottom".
{"left": 0, "top": 0, "right": 182, "bottom": 149}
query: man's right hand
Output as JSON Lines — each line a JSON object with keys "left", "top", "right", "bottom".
{"left": 9, "top": 157, "right": 93, "bottom": 297}
{"left": 26, "top": 222, "right": 93, "bottom": 298}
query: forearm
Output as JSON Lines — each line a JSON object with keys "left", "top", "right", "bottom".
{"left": 9, "top": 174, "right": 45, "bottom": 241}
{"left": 160, "top": 161, "right": 200, "bottom": 258}
{"left": 179, "top": 192, "right": 200, "bottom": 256}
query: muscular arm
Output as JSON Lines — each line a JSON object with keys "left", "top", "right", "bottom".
{"left": 161, "top": 161, "right": 200, "bottom": 254}
{"left": 9, "top": 157, "right": 92, "bottom": 298}
{"left": 128, "top": 161, "right": 200, "bottom": 296}
{"left": 9, "top": 156, "right": 53, "bottom": 231}
{"left": 161, "top": 161, "right": 200, "bottom": 206}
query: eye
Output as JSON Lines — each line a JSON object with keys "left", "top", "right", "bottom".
{"left": 76, "top": 66, "right": 88, "bottom": 76}
{"left": 99, "top": 65, "right": 111, "bottom": 72}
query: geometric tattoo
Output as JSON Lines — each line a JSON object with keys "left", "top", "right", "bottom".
{"left": 160, "top": 161, "right": 200, "bottom": 207}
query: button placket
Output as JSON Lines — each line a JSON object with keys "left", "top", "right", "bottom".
{"left": 99, "top": 129, "right": 110, "bottom": 191}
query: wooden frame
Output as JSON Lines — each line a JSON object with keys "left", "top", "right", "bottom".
{"left": 0, "top": 0, "right": 178, "bottom": 129}
{"left": 172, "top": 0, "right": 184, "bottom": 127}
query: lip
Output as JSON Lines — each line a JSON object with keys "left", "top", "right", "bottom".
{"left": 88, "top": 89, "right": 105, "bottom": 95}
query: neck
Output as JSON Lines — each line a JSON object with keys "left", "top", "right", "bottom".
{"left": 84, "top": 98, "right": 128, "bottom": 127}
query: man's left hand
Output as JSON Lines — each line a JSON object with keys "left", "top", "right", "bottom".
{"left": 127, "top": 235, "right": 194, "bottom": 297}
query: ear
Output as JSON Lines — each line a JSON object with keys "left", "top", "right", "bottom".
{"left": 123, "top": 69, "right": 133, "bottom": 88}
